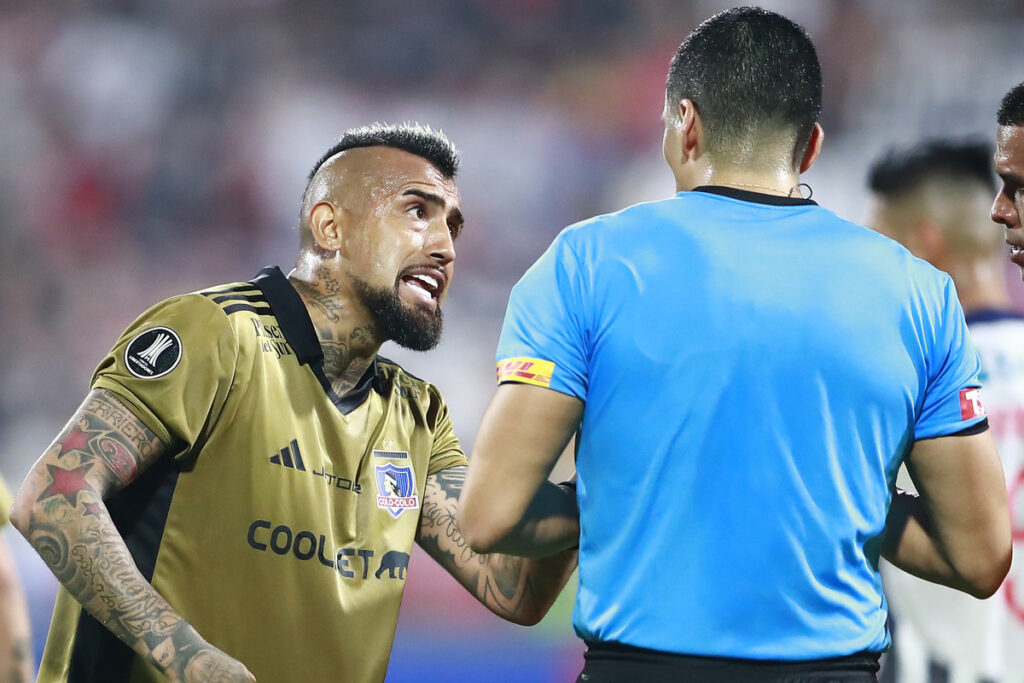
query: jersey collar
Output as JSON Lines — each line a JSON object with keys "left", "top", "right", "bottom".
{"left": 251, "top": 266, "right": 379, "bottom": 414}
{"left": 690, "top": 185, "right": 817, "bottom": 206}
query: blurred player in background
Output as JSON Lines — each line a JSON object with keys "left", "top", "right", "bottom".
{"left": 869, "top": 139, "right": 1024, "bottom": 683}
{"left": 10, "top": 123, "right": 577, "bottom": 683}
{"left": 459, "top": 8, "right": 1011, "bottom": 682}
{"left": 0, "top": 476, "right": 33, "bottom": 683}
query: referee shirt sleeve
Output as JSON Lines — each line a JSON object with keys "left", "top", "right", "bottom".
{"left": 496, "top": 232, "right": 589, "bottom": 400}
{"left": 914, "top": 276, "right": 986, "bottom": 440}
{"left": 91, "top": 294, "right": 239, "bottom": 455}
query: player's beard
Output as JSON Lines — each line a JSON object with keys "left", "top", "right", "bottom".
{"left": 350, "top": 276, "right": 443, "bottom": 351}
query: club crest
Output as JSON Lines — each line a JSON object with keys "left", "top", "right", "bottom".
{"left": 374, "top": 463, "right": 418, "bottom": 518}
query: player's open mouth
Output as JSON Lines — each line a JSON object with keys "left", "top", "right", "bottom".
{"left": 1009, "top": 244, "right": 1024, "bottom": 267}
{"left": 398, "top": 271, "right": 443, "bottom": 306}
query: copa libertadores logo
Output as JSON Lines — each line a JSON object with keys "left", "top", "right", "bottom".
{"left": 125, "top": 327, "right": 183, "bottom": 379}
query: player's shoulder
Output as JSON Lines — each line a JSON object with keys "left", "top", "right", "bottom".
{"left": 375, "top": 356, "right": 445, "bottom": 404}
{"left": 122, "top": 280, "right": 258, "bottom": 346}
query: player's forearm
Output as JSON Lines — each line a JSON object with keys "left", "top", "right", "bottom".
{"left": 480, "top": 546, "right": 579, "bottom": 626}
{"left": 419, "top": 467, "right": 578, "bottom": 625}
{"left": 0, "top": 538, "right": 33, "bottom": 683}
{"left": 11, "top": 488, "right": 217, "bottom": 680}
{"left": 882, "top": 489, "right": 1006, "bottom": 598}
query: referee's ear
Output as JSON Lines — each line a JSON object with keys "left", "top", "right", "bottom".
{"left": 679, "top": 98, "right": 704, "bottom": 163}
{"left": 308, "top": 200, "right": 346, "bottom": 254}
{"left": 798, "top": 122, "right": 824, "bottom": 174}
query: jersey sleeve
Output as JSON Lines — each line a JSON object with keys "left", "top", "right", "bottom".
{"left": 496, "top": 233, "right": 589, "bottom": 400}
{"left": 0, "top": 476, "right": 11, "bottom": 527}
{"left": 91, "top": 294, "right": 238, "bottom": 454}
{"left": 915, "top": 276, "right": 986, "bottom": 440}
{"left": 426, "top": 389, "right": 469, "bottom": 476}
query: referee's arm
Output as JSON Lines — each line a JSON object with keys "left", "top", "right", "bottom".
{"left": 881, "top": 429, "right": 1011, "bottom": 598}
{"left": 458, "top": 383, "right": 582, "bottom": 555}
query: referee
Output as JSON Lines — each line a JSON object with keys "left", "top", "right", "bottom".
{"left": 460, "top": 8, "right": 1011, "bottom": 682}
{"left": 11, "top": 124, "right": 577, "bottom": 683}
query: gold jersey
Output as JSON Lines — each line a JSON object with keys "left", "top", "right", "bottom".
{"left": 39, "top": 267, "right": 468, "bottom": 683}
{"left": 0, "top": 475, "right": 10, "bottom": 527}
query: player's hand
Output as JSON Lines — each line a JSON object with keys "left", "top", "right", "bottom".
{"left": 177, "top": 645, "right": 256, "bottom": 683}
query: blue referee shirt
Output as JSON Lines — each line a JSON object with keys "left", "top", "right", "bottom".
{"left": 495, "top": 186, "right": 986, "bottom": 660}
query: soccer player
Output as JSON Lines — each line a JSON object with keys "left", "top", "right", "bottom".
{"left": 458, "top": 8, "right": 1011, "bottom": 681}
{"left": 869, "top": 139, "right": 1024, "bottom": 682}
{"left": 0, "top": 475, "right": 33, "bottom": 682}
{"left": 993, "top": 82, "right": 1024, "bottom": 283}
{"left": 10, "top": 124, "right": 578, "bottom": 683}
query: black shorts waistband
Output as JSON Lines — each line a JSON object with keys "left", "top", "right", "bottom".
{"left": 582, "top": 641, "right": 880, "bottom": 682}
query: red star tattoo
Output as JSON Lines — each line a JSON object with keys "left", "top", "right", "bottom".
{"left": 39, "top": 462, "right": 94, "bottom": 507}
{"left": 59, "top": 425, "right": 99, "bottom": 457}
{"left": 82, "top": 501, "right": 103, "bottom": 518}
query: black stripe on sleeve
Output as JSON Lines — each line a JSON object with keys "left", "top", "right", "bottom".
{"left": 210, "top": 293, "right": 267, "bottom": 305}
{"left": 68, "top": 455, "right": 180, "bottom": 682}
{"left": 917, "top": 418, "right": 990, "bottom": 441}
{"left": 949, "top": 418, "right": 989, "bottom": 437}
{"left": 222, "top": 303, "right": 273, "bottom": 316}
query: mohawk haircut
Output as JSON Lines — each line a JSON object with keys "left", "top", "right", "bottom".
{"left": 868, "top": 139, "right": 995, "bottom": 197}
{"left": 307, "top": 122, "right": 459, "bottom": 185}
{"left": 666, "top": 7, "right": 822, "bottom": 165}
{"left": 998, "top": 82, "right": 1024, "bottom": 127}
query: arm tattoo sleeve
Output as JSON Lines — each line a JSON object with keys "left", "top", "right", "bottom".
{"left": 18, "top": 389, "right": 220, "bottom": 678}
{"left": 416, "top": 466, "right": 578, "bottom": 625}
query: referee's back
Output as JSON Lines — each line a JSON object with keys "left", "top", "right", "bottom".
{"left": 525, "top": 186, "right": 981, "bottom": 658}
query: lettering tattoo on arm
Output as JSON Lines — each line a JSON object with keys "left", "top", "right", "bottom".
{"left": 416, "top": 466, "right": 578, "bottom": 625}
{"left": 18, "top": 389, "right": 233, "bottom": 679}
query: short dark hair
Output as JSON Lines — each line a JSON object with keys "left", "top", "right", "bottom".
{"left": 666, "top": 7, "right": 822, "bottom": 164}
{"left": 868, "top": 139, "right": 994, "bottom": 197}
{"left": 306, "top": 122, "right": 459, "bottom": 184}
{"left": 997, "top": 82, "right": 1024, "bottom": 127}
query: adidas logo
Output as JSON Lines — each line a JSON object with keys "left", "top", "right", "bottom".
{"left": 269, "top": 439, "right": 306, "bottom": 471}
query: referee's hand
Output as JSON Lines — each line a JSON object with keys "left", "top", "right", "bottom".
{"left": 177, "top": 646, "right": 257, "bottom": 683}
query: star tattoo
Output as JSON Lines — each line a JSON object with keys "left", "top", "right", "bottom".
{"left": 59, "top": 425, "right": 100, "bottom": 457}
{"left": 83, "top": 501, "right": 103, "bottom": 518}
{"left": 39, "top": 462, "right": 94, "bottom": 507}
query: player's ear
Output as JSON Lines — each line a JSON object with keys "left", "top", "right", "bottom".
{"left": 679, "top": 98, "right": 703, "bottom": 162}
{"left": 798, "top": 123, "right": 824, "bottom": 174}
{"left": 308, "top": 201, "right": 346, "bottom": 253}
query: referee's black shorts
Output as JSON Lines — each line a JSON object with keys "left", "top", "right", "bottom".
{"left": 578, "top": 642, "right": 880, "bottom": 682}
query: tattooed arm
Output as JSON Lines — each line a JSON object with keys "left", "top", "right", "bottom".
{"left": 0, "top": 534, "right": 32, "bottom": 683}
{"left": 416, "top": 467, "right": 578, "bottom": 626}
{"left": 9, "top": 389, "right": 254, "bottom": 683}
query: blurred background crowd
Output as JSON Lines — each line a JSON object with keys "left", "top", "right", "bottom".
{"left": 2, "top": 0, "right": 1024, "bottom": 680}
